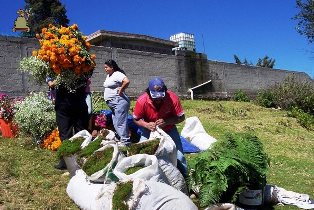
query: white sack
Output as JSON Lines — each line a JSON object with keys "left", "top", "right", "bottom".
{"left": 274, "top": 185, "right": 314, "bottom": 209}
{"left": 181, "top": 116, "right": 217, "bottom": 150}
{"left": 135, "top": 180, "right": 198, "bottom": 210}
{"left": 113, "top": 154, "right": 167, "bottom": 183}
{"left": 158, "top": 158, "right": 188, "bottom": 194}
{"left": 66, "top": 169, "right": 114, "bottom": 210}
{"left": 153, "top": 127, "right": 177, "bottom": 166}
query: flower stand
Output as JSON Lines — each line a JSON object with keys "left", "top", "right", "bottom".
{"left": 0, "top": 119, "right": 17, "bottom": 138}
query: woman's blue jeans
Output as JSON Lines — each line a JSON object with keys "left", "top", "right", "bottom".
{"left": 106, "top": 95, "right": 130, "bottom": 143}
{"left": 139, "top": 126, "right": 187, "bottom": 177}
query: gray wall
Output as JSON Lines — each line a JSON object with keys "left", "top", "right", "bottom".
{"left": 0, "top": 35, "right": 312, "bottom": 98}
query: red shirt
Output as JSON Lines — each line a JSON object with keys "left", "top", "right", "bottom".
{"left": 133, "top": 90, "right": 184, "bottom": 131}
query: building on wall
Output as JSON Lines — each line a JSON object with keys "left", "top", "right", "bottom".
{"left": 87, "top": 30, "right": 178, "bottom": 55}
{"left": 170, "top": 32, "right": 196, "bottom": 52}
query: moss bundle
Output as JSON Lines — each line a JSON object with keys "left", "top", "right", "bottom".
{"left": 56, "top": 137, "right": 85, "bottom": 159}
{"left": 112, "top": 181, "right": 133, "bottom": 210}
{"left": 188, "top": 132, "right": 269, "bottom": 207}
{"left": 78, "top": 136, "right": 104, "bottom": 158}
{"left": 82, "top": 147, "right": 114, "bottom": 176}
{"left": 125, "top": 165, "right": 144, "bottom": 175}
{"left": 127, "top": 139, "right": 160, "bottom": 156}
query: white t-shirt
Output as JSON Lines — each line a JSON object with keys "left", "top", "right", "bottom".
{"left": 103, "top": 71, "right": 127, "bottom": 100}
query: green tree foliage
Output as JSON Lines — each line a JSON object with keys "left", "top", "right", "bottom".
{"left": 24, "top": 0, "right": 69, "bottom": 36}
{"left": 256, "top": 56, "right": 275, "bottom": 68}
{"left": 294, "top": 0, "right": 314, "bottom": 43}
{"left": 233, "top": 55, "right": 253, "bottom": 66}
{"left": 234, "top": 55, "right": 275, "bottom": 68}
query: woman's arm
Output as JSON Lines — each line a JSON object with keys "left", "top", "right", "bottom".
{"left": 118, "top": 77, "right": 130, "bottom": 96}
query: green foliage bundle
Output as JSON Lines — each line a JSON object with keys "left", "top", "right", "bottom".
{"left": 13, "top": 92, "right": 56, "bottom": 144}
{"left": 82, "top": 147, "right": 114, "bottom": 176}
{"left": 78, "top": 136, "right": 104, "bottom": 158}
{"left": 233, "top": 90, "right": 250, "bottom": 102}
{"left": 112, "top": 181, "right": 133, "bottom": 210}
{"left": 56, "top": 137, "right": 85, "bottom": 159}
{"left": 19, "top": 56, "right": 50, "bottom": 85}
{"left": 125, "top": 166, "right": 144, "bottom": 175}
{"left": 127, "top": 139, "right": 160, "bottom": 156}
{"left": 188, "top": 132, "right": 269, "bottom": 207}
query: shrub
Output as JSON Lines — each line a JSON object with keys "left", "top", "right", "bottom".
{"left": 255, "top": 90, "right": 276, "bottom": 108}
{"left": 287, "top": 107, "right": 314, "bottom": 130}
{"left": 13, "top": 92, "right": 56, "bottom": 144}
{"left": 271, "top": 76, "right": 314, "bottom": 114}
{"left": 233, "top": 90, "right": 250, "bottom": 102}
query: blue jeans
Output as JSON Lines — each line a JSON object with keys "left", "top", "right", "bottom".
{"left": 139, "top": 126, "right": 187, "bottom": 177}
{"left": 106, "top": 95, "right": 130, "bottom": 143}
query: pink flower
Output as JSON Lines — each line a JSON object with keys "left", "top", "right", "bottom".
{"left": 95, "top": 113, "right": 107, "bottom": 128}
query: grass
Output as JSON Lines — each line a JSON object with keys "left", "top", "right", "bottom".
{"left": 0, "top": 100, "right": 313, "bottom": 209}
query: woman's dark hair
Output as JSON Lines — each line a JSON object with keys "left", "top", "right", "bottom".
{"left": 104, "top": 59, "right": 125, "bottom": 74}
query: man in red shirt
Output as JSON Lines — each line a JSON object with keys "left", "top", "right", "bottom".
{"left": 133, "top": 77, "right": 187, "bottom": 177}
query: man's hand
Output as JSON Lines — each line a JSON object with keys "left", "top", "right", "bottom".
{"left": 155, "top": 118, "right": 166, "bottom": 128}
{"left": 146, "top": 122, "right": 157, "bottom": 131}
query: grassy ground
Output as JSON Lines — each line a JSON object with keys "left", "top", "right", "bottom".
{"left": 0, "top": 100, "right": 313, "bottom": 209}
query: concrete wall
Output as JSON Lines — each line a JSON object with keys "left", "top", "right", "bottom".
{"left": 0, "top": 35, "right": 312, "bottom": 98}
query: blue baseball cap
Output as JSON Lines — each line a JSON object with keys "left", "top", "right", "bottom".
{"left": 148, "top": 77, "right": 166, "bottom": 98}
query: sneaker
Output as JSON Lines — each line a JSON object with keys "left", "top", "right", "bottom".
{"left": 54, "top": 159, "right": 67, "bottom": 170}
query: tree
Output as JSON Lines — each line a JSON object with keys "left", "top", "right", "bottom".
{"left": 233, "top": 55, "right": 253, "bottom": 66}
{"left": 234, "top": 55, "right": 275, "bottom": 68}
{"left": 24, "top": 0, "right": 69, "bottom": 36}
{"left": 256, "top": 56, "right": 275, "bottom": 68}
{"left": 294, "top": 0, "right": 314, "bottom": 43}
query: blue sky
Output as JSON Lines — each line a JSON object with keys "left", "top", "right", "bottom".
{"left": 1, "top": 0, "right": 313, "bottom": 78}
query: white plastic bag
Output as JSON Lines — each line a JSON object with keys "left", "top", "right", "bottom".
{"left": 135, "top": 180, "right": 198, "bottom": 210}
{"left": 181, "top": 116, "right": 217, "bottom": 150}
{"left": 158, "top": 158, "right": 188, "bottom": 194}
{"left": 66, "top": 169, "right": 113, "bottom": 210}
{"left": 153, "top": 127, "right": 177, "bottom": 166}
{"left": 113, "top": 154, "right": 167, "bottom": 183}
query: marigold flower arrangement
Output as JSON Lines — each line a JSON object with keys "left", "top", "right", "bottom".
{"left": 41, "top": 128, "right": 62, "bottom": 151}
{"left": 19, "top": 24, "right": 96, "bottom": 92}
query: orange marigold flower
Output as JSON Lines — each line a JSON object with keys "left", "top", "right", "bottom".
{"left": 71, "top": 24, "right": 78, "bottom": 30}
{"left": 32, "top": 50, "right": 38, "bottom": 57}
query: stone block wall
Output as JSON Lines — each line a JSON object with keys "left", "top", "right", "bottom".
{"left": 0, "top": 35, "right": 312, "bottom": 99}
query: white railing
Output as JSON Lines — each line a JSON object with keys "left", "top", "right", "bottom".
{"left": 187, "top": 80, "right": 212, "bottom": 100}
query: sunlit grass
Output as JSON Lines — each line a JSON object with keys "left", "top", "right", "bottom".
{"left": 0, "top": 99, "right": 313, "bottom": 209}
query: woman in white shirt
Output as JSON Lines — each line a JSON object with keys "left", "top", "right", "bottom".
{"left": 103, "top": 59, "right": 130, "bottom": 145}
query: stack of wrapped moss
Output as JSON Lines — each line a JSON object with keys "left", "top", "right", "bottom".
{"left": 188, "top": 132, "right": 269, "bottom": 208}
{"left": 56, "top": 132, "right": 161, "bottom": 178}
